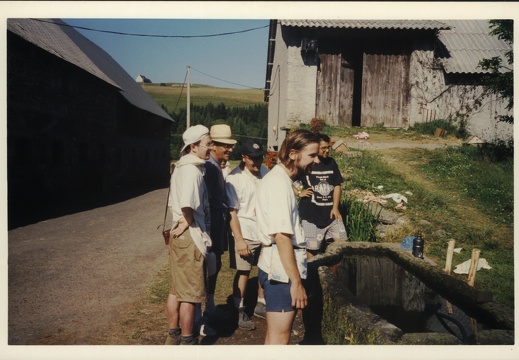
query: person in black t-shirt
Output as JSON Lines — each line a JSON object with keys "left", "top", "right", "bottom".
{"left": 296, "top": 133, "right": 347, "bottom": 258}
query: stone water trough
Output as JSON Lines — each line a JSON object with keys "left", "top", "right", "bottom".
{"left": 312, "top": 242, "right": 514, "bottom": 345}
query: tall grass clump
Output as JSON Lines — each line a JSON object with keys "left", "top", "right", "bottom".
{"left": 340, "top": 196, "right": 380, "bottom": 242}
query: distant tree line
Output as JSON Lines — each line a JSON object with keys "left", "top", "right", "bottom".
{"left": 166, "top": 102, "right": 268, "bottom": 160}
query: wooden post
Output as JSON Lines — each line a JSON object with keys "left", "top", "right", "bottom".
{"left": 467, "top": 249, "right": 480, "bottom": 287}
{"left": 467, "top": 248, "right": 481, "bottom": 335}
{"left": 444, "top": 239, "right": 456, "bottom": 314}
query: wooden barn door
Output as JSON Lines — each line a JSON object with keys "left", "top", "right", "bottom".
{"left": 361, "top": 53, "right": 409, "bottom": 127}
{"left": 316, "top": 53, "right": 354, "bottom": 126}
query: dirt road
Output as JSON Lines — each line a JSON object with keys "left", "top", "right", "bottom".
{"left": 8, "top": 188, "right": 169, "bottom": 345}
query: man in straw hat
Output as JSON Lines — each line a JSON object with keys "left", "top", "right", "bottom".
{"left": 165, "top": 125, "right": 213, "bottom": 345}
{"left": 201, "top": 124, "right": 237, "bottom": 328}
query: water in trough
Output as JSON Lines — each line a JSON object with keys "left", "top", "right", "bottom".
{"left": 335, "top": 255, "right": 483, "bottom": 342}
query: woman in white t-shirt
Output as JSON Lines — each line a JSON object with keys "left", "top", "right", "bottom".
{"left": 255, "top": 129, "right": 320, "bottom": 345}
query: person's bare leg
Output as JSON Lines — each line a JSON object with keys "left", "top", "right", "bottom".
{"left": 166, "top": 293, "right": 180, "bottom": 329}
{"left": 257, "top": 281, "right": 264, "bottom": 299}
{"left": 265, "top": 310, "right": 296, "bottom": 344}
{"left": 179, "top": 302, "right": 196, "bottom": 336}
{"left": 233, "top": 270, "right": 250, "bottom": 300}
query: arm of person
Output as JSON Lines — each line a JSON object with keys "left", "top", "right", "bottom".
{"left": 171, "top": 207, "right": 194, "bottom": 238}
{"left": 229, "top": 208, "right": 250, "bottom": 256}
{"left": 330, "top": 184, "right": 342, "bottom": 221}
{"left": 274, "top": 233, "right": 308, "bottom": 309}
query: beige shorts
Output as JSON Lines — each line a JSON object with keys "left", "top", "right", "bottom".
{"left": 168, "top": 229, "right": 207, "bottom": 303}
{"left": 230, "top": 239, "right": 261, "bottom": 271}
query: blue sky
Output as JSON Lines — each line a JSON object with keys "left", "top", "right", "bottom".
{"left": 63, "top": 18, "right": 270, "bottom": 89}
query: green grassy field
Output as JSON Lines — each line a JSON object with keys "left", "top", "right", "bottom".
{"left": 140, "top": 83, "right": 265, "bottom": 112}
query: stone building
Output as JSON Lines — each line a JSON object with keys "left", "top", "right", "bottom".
{"left": 264, "top": 19, "right": 512, "bottom": 150}
{"left": 7, "top": 18, "right": 173, "bottom": 229}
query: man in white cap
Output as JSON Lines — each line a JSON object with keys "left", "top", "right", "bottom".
{"left": 202, "top": 124, "right": 237, "bottom": 327}
{"left": 165, "top": 125, "right": 213, "bottom": 345}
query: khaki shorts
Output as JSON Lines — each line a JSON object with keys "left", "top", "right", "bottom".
{"left": 230, "top": 238, "right": 261, "bottom": 271}
{"left": 168, "top": 229, "right": 207, "bottom": 303}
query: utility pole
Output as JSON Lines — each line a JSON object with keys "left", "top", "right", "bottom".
{"left": 187, "top": 65, "right": 190, "bottom": 128}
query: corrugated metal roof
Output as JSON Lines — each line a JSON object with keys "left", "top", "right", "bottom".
{"left": 280, "top": 19, "right": 451, "bottom": 30}
{"left": 8, "top": 18, "right": 172, "bottom": 121}
{"left": 438, "top": 20, "right": 511, "bottom": 74}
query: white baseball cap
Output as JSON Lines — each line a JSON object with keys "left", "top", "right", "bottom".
{"left": 181, "top": 125, "right": 210, "bottom": 153}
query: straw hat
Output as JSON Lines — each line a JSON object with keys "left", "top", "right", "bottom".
{"left": 210, "top": 124, "right": 237, "bottom": 145}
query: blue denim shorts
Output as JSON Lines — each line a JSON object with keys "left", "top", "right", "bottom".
{"left": 258, "top": 268, "right": 295, "bottom": 312}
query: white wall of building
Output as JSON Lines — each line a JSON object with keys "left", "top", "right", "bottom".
{"left": 267, "top": 23, "right": 318, "bottom": 150}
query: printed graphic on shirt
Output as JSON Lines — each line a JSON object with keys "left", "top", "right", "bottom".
{"left": 307, "top": 170, "right": 334, "bottom": 206}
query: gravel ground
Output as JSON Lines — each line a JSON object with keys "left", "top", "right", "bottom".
{"left": 8, "top": 188, "right": 169, "bottom": 345}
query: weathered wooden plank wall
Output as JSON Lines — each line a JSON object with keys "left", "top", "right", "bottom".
{"left": 361, "top": 53, "right": 410, "bottom": 127}
{"left": 316, "top": 53, "right": 355, "bottom": 126}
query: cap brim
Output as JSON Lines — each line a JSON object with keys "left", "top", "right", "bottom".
{"left": 243, "top": 150, "right": 266, "bottom": 158}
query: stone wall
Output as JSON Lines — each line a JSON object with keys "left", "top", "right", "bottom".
{"left": 314, "top": 242, "right": 514, "bottom": 345}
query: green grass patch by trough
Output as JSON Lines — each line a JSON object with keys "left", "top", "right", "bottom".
{"left": 330, "top": 140, "right": 513, "bottom": 308}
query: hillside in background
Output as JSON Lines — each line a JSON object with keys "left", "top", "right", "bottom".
{"left": 140, "top": 83, "right": 265, "bottom": 113}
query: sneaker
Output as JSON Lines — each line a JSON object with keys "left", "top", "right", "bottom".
{"left": 165, "top": 334, "right": 181, "bottom": 345}
{"left": 204, "top": 307, "right": 230, "bottom": 321}
{"left": 238, "top": 308, "right": 256, "bottom": 330}
{"left": 254, "top": 302, "right": 266, "bottom": 319}
{"left": 179, "top": 336, "right": 199, "bottom": 345}
{"left": 165, "top": 328, "right": 182, "bottom": 345}
{"left": 195, "top": 317, "right": 218, "bottom": 337}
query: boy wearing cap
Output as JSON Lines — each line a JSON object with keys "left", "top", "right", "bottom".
{"left": 225, "top": 139, "right": 269, "bottom": 330}
{"left": 165, "top": 125, "right": 213, "bottom": 345}
{"left": 202, "top": 124, "right": 237, "bottom": 324}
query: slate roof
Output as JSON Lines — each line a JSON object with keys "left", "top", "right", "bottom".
{"left": 437, "top": 20, "right": 511, "bottom": 74}
{"left": 7, "top": 18, "right": 172, "bottom": 121}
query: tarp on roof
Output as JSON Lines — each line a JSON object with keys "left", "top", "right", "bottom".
{"left": 438, "top": 20, "right": 511, "bottom": 74}
{"left": 8, "top": 18, "right": 172, "bottom": 121}
{"left": 280, "top": 19, "right": 451, "bottom": 30}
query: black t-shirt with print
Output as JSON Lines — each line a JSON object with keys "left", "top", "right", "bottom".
{"left": 298, "top": 157, "right": 343, "bottom": 228}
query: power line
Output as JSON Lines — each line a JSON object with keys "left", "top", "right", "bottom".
{"left": 190, "top": 66, "right": 263, "bottom": 90}
{"left": 33, "top": 18, "right": 268, "bottom": 39}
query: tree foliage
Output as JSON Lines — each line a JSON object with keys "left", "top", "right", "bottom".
{"left": 478, "top": 20, "right": 513, "bottom": 124}
{"left": 167, "top": 102, "right": 268, "bottom": 160}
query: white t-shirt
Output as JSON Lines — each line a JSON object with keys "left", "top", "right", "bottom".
{"left": 170, "top": 155, "right": 210, "bottom": 233}
{"left": 225, "top": 164, "right": 268, "bottom": 241}
{"left": 256, "top": 165, "right": 306, "bottom": 279}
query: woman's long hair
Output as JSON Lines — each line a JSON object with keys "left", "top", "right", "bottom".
{"left": 277, "top": 129, "right": 320, "bottom": 172}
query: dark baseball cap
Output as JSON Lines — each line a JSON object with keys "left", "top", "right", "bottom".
{"left": 241, "top": 139, "right": 265, "bottom": 158}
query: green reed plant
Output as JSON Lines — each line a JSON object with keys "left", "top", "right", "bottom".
{"left": 340, "top": 196, "right": 381, "bottom": 242}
